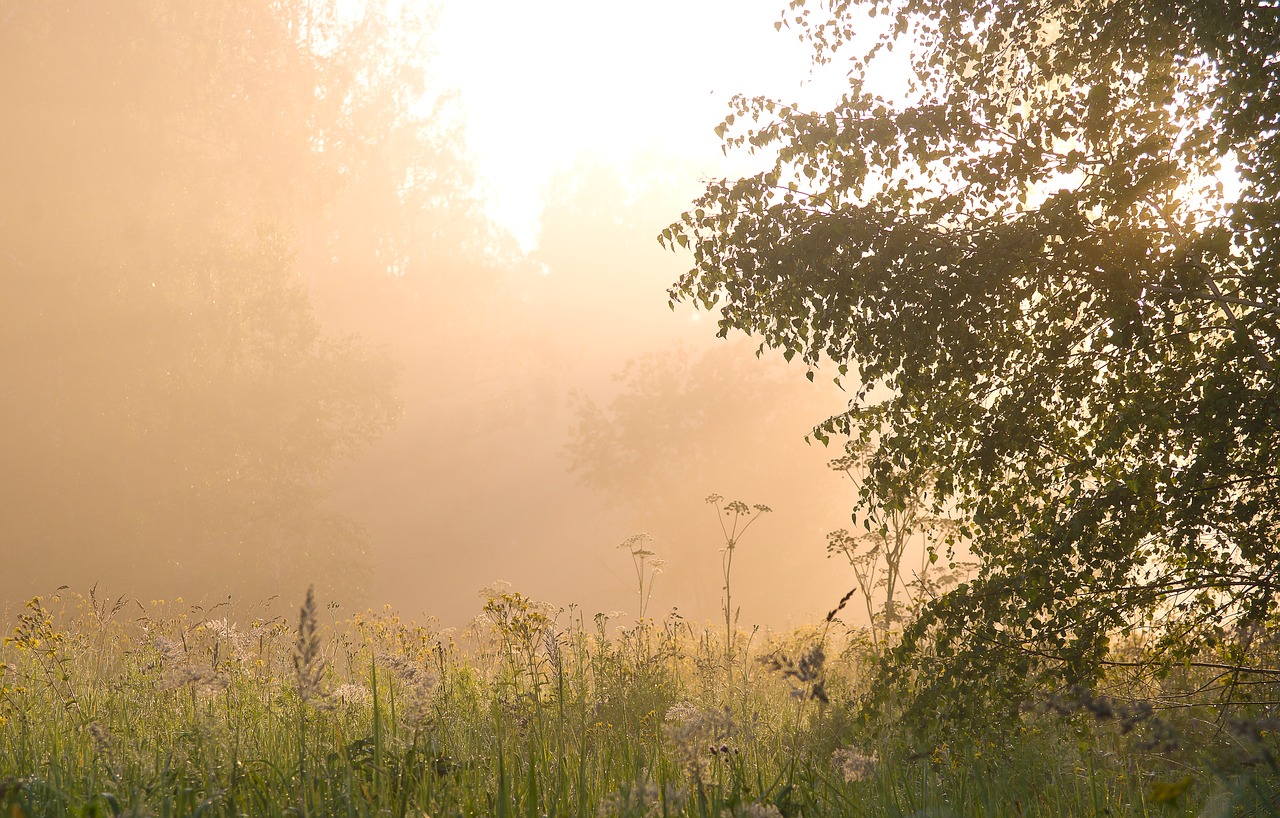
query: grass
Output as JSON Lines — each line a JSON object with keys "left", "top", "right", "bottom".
{"left": 0, "top": 586, "right": 1276, "bottom": 818}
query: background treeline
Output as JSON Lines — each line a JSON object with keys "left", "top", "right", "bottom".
{"left": 1, "top": 2, "right": 459, "bottom": 599}
{"left": 0, "top": 0, "right": 854, "bottom": 623}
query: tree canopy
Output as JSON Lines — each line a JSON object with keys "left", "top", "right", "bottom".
{"left": 666, "top": 0, "right": 1280, "bottom": 717}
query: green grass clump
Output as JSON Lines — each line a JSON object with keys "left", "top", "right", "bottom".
{"left": 0, "top": 587, "right": 1276, "bottom": 817}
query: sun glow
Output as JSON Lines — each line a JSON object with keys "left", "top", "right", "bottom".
{"left": 433, "top": 0, "right": 848, "bottom": 250}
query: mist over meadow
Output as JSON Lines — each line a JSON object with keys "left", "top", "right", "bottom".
{"left": 0, "top": 1, "right": 855, "bottom": 628}
{"left": 5, "top": 4, "right": 1278, "bottom": 818}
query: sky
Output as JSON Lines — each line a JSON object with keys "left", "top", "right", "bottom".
{"left": 308, "top": 0, "right": 887, "bottom": 627}
{"left": 371, "top": 0, "right": 881, "bottom": 627}
{"left": 434, "top": 0, "right": 849, "bottom": 249}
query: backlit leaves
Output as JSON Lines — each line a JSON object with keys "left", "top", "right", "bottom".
{"left": 666, "top": 0, "right": 1280, "bottom": 720}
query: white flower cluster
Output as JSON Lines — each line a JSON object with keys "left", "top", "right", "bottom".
{"left": 663, "top": 701, "right": 736, "bottom": 782}
{"left": 831, "top": 747, "right": 878, "bottom": 783}
{"left": 330, "top": 683, "right": 372, "bottom": 707}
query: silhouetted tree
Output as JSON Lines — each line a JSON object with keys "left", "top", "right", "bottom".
{"left": 568, "top": 343, "right": 823, "bottom": 515}
{"left": 666, "top": 0, "right": 1280, "bottom": 719}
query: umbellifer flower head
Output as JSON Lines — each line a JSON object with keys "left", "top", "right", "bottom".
{"left": 831, "top": 747, "right": 878, "bottom": 783}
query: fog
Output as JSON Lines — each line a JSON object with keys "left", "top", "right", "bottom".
{"left": 1, "top": 1, "right": 862, "bottom": 630}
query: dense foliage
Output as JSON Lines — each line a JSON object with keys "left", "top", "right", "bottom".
{"left": 666, "top": 0, "right": 1280, "bottom": 715}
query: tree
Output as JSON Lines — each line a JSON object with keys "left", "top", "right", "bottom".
{"left": 665, "top": 0, "right": 1280, "bottom": 719}
{"left": 566, "top": 341, "right": 840, "bottom": 521}
{"left": 0, "top": 1, "right": 455, "bottom": 602}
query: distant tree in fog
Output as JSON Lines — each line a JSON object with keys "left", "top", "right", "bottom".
{"left": 0, "top": 1, "right": 477, "bottom": 602}
{"left": 567, "top": 341, "right": 837, "bottom": 527}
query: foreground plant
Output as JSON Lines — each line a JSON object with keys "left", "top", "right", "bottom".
{"left": 618, "top": 533, "right": 666, "bottom": 621}
{"left": 705, "top": 494, "right": 771, "bottom": 665}
{"left": 1, "top": 585, "right": 1276, "bottom": 817}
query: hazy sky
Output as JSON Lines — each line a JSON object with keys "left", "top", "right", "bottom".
{"left": 2, "top": 0, "right": 925, "bottom": 632}
{"left": 327, "top": 0, "right": 883, "bottom": 626}
{"left": 434, "top": 0, "right": 850, "bottom": 249}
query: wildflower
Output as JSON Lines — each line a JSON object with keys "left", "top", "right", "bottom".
{"left": 203, "top": 617, "right": 253, "bottom": 665}
{"left": 664, "top": 702, "right": 736, "bottom": 783}
{"left": 6, "top": 598, "right": 65, "bottom": 658}
{"left": 481, "top": 587, "right": 556, "bottom": 663}
{"left": 330, "top": 683, "right": 372, "bottom": 707}
{"left": 203, "top": 617, "right": 242, "bottom": 642}
{"left": 150, "top": 629, "right": 226, "bottom": 692}
{"left": 161, "top": 665, "right": 228, "bottom": 693}
{"left": 378, "top": 651, "right": 437, "bottom": 726}
{"left": 831, "top": 747, "right": 878, "bottom": 783}
{"left": 151, "top": 636, "right": 184, "bottom": 665}
{"left": 477, "top": 580, "right": 513, "bottom": 601}
{"left": 618, "top": 533, "right": 654, "bottom": 555}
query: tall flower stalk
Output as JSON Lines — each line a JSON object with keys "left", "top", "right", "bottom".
{"left": 618, "top": 533, "right": 665, "bottom": 621}
{"left": 705, "top": 494, "right": 771, "bottom": 665}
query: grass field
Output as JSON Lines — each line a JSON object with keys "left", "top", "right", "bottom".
{"left": 1, "top": 585, "right": 1276, "bottom": 817}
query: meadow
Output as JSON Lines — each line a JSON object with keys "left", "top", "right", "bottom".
{"left": 1, "top": 582, "right": 1277, "bottom": 818}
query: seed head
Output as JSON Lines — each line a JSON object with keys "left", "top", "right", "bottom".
{"left": 292, "top": 586, "right": 327, "bottom": 702}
